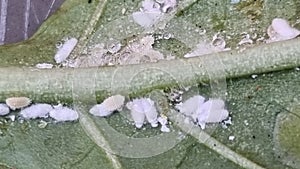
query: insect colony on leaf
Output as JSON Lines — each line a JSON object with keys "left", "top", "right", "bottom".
{"left": 0, "top": 93, "right": 229, "bottom": 132}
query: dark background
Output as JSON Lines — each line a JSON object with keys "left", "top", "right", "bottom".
{"left": 0, "top": 0, "right": 65, "bottom": 45}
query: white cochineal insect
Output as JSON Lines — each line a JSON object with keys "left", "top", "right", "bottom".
{"left": 177, "top": 95, "right": 229, "bottom": 129}
{"left": 49, "top": 104, "right": 79, "bottom": 122}
{"left": 20, "top": 104, "right": 53, "bottom": 119}
{"left": 54, "top": 38, "right": 78, "bottom": 63}
{"left": 196, "top": 99, "right": 229, "bottom": 129}
{"left": 89, "top": 95, "right": 125, "bottom": 117}
{"left": 5, "top": 97, "right": 31, "bottom": 110}
{"left": 126, "top": 98, "right": 159, "bottom": 128}
{"left": 0, "top": 104, "right": 10, "bottom": 116}
{"left": 176, "top": 95, "right": 205, "bottom": 121}
{"left": 267, "top": 18, "right": 300, "bottom": 43}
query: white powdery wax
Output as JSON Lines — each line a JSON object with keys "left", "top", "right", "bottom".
{"left": 271, "top": 18, "right": 300, "bottom": 39}
{"left": 49, "top": 105, "right": 79, "bottom": 122}
{"left": 20, "top": 104, "right": 53, "bottom": 119}
{"left": 54, "top": 38, "right": 78, "bottom": 63}
{"left": 176, "top": 95, "right": 205, "bottom": 121}
{"left": 126, "top": 98, "right": 158, "bottom": 128}
{"left": 197, "top": 99, "right": 229, "bottom": 129}
{"left": 0, "top": 104, "right": 10, "bottom": 116}
{"left": 267, "top": 18, "right": 300, "bottom": 43}
{"left": 89, "top": 95, "right": 125, "bottom": 117}
{"left": 6, "top": 97, "right": 31, "bottom": 110}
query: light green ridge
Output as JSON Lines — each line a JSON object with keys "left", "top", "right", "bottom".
{"left": 0, "top": 38, "right": 299, "bottom": 102}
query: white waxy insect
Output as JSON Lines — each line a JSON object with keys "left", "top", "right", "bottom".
{"left": 20, "top": 104, "right": 53, "bottom": 119}
{"left": 89, "top": 95, "right": 125, "bottom": 117}
{"left": 176, "top": 95, "right": 205, "bottom": 121}
{"left": 196, "top": 99, "right": 229, "bottom": 129}
{"left": 54, "top": 38, "right": 78, "bottom": 63}
{"left": 49, "top": 104, "right": 79, "bottom": 122}
{"left": 126, "top": 98, "right": 158, "bottom": 128}
{"left": 267, "top": 18, "right": 300, "bottom": 43}
{"left": 0, "top": 104, "right": 10, "bottom": 116}
{"left": 5, "top": 97, "right": 31, "bottom": 110}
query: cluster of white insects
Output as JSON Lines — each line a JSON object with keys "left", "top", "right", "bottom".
{"left": 89, "top": 95, "right": 171, "bottom": 132}
{"left": 0, "top": 93, "right": 229, "bottom": 132}
{"left": 89, "top": 94, "right": 229, "bottom": 131}
{"left": 0, "top": 97, "right": 78, "bottom": 122}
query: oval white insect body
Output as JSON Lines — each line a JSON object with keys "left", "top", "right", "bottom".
{"left": 49, "top": 105, "right": 79, "bottom": 122}
{"left": 126, "top": 98, "right": 158, "bottom": 128}
{"left": 176, "top": 95, "right": 205, "bottom": 121}
{"left": 267, "top": 18, "right": 300, "bottom": 43}
{"left": 143, "top": 98, "right": 158, "bottom": 127}
{"left": 126, "top": 100, "right": 146, "bottom": 128}
{"left": 20, "top": 104, "right": 53, "bottom": 119}
{"left": 5, "top": 97, "right": 31, "bottom": 110}
{"left": 0, "top": 104, "right": 10, "bottom": 116}
{"left": 271, "top": 18, "right": 300, "bottom": 38}
{"left": 89, "top": 95, "right": 125, "bottom": 117}
{"left": 54, "top": 38, "right": 78, "bottom": 63}
{"left": 102, "top": 95, "right": 125, "bottom": 112}
{"left": 196, "top": 99, "right": 228, "bottom": 129}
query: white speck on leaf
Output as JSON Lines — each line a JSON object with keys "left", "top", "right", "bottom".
{"left": 35, "top": 63, "right": 53, "bottom": 69}
{"left": 229, "top": 135, "right": 235, "bottom": 141}
{"left": 251, "top": 74, "right": 258, "bottom": 79}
